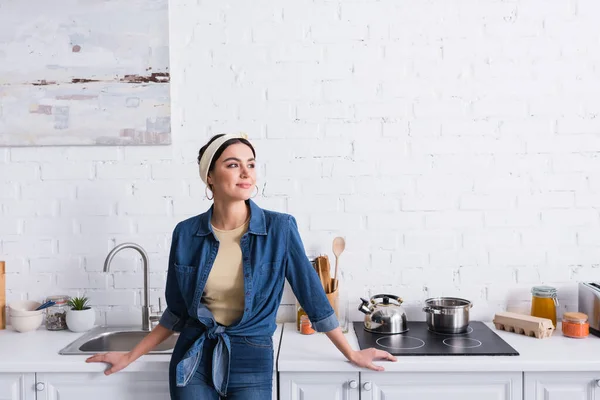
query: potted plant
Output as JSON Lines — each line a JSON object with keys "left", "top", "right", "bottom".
{"left": 65, "top": 296, "right": 95, "bottom": 332}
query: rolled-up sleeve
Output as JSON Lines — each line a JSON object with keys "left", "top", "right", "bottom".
{"left": 159, "top": 225, "right": 189, "bottom": 332}
{"left": 285, "top": 215, "right": 339, "bottom": 333}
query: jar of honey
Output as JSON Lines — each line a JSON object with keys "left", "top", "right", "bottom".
{"left": 530, "top": 286, "right": 558, "bottom": 327}
{"left": 296, "top": 303, "right": 308, "bottom": 332}
{"left": 562, "top": 312, "right": 589, "bottom": 339}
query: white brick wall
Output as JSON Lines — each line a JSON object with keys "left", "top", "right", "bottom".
{"left": 2, "top": 0, "right": 600, "bottom": 325}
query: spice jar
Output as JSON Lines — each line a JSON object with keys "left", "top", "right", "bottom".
{"left": 45, "top": 295, "right": 70, "bottom": 331}
{"left": 562, "top": 312, "right": 589, "bottom": 339}
{"left": 530, "top": 286, "right": 558, "bottom": 327}
{"left": 296, "top": 303, "right": 308, "bottom": 332}
{"left": 300, "top": 315, "right": 315, "bottom": 335}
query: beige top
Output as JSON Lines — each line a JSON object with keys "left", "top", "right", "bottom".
{"left": 202, "top": 219, "right": 249, "bottom": 326}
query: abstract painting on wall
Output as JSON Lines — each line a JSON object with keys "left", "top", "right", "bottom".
{"left": 0, "top": 0, "right": 171, "bottom": 146}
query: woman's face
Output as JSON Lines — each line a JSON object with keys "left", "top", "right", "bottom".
{"left": 207, "top": 142, "right": 256, "bottom": 201}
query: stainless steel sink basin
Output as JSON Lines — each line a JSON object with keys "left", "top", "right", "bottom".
{"left": 59, "top": 326, "right": 179, "bottom": 355}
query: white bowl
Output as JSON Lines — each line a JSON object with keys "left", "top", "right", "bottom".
{"left": 11, "top": 314, "right": 43, "bottom": 332}
{"left": 8, "top": 300, "right": 42, "bottom": 317}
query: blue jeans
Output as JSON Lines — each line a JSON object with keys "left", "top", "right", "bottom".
{"left": 170, "top": 334, "right": 273, "bottom": 399}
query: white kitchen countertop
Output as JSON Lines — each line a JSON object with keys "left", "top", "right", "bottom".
{"left": 0, "top": 324, "right": 283, "bottom": 373}
{"left": 278, "top": 321, "right": 600, "bottom": 373}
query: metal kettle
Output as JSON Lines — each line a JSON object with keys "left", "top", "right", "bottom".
{"left": 358, "top": 294, "right": 408, "bottom": 334}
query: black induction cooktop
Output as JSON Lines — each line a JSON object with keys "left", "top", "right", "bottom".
{"left": 353, "top": 321, "right": 519, "bottom": 356}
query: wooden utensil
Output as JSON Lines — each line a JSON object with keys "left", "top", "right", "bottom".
{"left": 321, "top": 256, "right": 332, "bottom": 293}
{"left": 315, "top": 256, "right": 327, "bottom": 292}
{"left": 316, "top": 256, "right": 327, "bottom": 292}
{"left": 332, "top": 237, "right": 345, "bottom": 292}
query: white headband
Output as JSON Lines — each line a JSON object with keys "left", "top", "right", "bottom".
{"left": 199, "top": 133, "right": 250, "bottom": 186}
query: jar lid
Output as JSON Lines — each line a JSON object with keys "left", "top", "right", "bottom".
{"left": 45, "top": 295, "right": 70, "bottom": 305}
{"left": 563, "top": 312, "right": 588, "bottom": 323}
{"left": 531, "top": 286, "right": 557, "bottom": 298}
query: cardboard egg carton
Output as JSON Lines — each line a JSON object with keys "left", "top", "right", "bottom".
{"left": 493, "top": 311, "right": 555, "bottom": 339}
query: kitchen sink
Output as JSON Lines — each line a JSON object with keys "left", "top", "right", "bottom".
{"left": 59, "top": 325, "right": 179, "bottom": 355}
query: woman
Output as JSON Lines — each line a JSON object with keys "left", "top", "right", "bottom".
{"left": 86, "top": 133, "right": 397, "bottom": 399}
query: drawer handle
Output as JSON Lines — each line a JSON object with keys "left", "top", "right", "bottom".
{"left": 596, "top": 379, "right": 600, "bottom": 388}
{"left": 349, "top": 380, "right": 358, "bottom": 389}
{"left": 36, "top": 382, "right": 45, "bottom": 392}
{"left": 363, "top": 381, "right": 372, "bottom": 391}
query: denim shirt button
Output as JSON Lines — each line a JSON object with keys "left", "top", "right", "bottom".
{"left": 245, "top": 291, "right": 250, "bottom": 296}
{"left": 245, "top": 273, "right": 250, "bottom": 278}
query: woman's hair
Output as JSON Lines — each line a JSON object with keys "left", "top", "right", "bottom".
{"left": 197, "top": 134, "right": 256, "bottom": 187}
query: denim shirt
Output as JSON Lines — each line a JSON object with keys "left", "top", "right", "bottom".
{"left": 159, "top": 199, "right": 338, "bottom": 395}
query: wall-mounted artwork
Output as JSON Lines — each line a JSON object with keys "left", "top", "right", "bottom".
{"left": 0, "top": 0, "right": 171, "bottom": 146}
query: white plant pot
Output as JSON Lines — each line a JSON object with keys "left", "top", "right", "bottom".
{"left": 66, "top": 308, "right": 95, "bottom": 332}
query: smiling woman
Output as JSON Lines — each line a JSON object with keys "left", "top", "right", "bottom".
{"left": 86, "top": 133, "right": 396, "bottom": 400}
{"left": 197, "top": 133, "right": 258, "bottom": 204}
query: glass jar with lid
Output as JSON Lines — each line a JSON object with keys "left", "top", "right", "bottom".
{"left": 562, "top": 312, "right": 589, "bottom": 338}
{"left": 299, "top": 314, "right": 315, "bottom": 335}
{"left": 295, "top": 256, "right": 318, "bottom": 332}
{"left": 45, "top": 295, "right": 70, "bottom": 331}
{"left": 530, "top": 286, "right": 558, "bottom": 327}
{"left": 296, "top": 302, "right": 307, "bottom": 332}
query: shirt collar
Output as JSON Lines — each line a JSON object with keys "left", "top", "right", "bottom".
{"left": 195, "top": 199, "right": 266, "bottom": 236}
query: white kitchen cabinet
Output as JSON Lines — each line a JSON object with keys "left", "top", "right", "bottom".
{"left": 35, "top": 372, "right": 170, "bottom": 400}
{"left": 0, "top": 374, "right": 35, "bottom": 400}
{"left": 361, "top": 372, "right": 523, "bottom": 400}
{"left": 279, "top": 372, "right": 360, "bottom": 400}
{"left": 525, "top": 372, "right": 600, "bottom": 400}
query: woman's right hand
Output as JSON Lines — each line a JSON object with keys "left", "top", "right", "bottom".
{"left": 84, "top": 325, "right": 174, "bottom": 376}
{"left": 85, "top": 352, "right": 132, "bottom": 376}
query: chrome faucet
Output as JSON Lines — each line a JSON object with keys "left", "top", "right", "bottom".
{"left": 104, "top": 243, "right": 153, "bottom": 331}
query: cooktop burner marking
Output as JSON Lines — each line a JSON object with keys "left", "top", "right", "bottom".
{"left": 442, "top": 337, "right": 482, "bottom": 349}
{"left": 428, "top": 326, "right": 473, "bottom": 336}
{"left": 375, "top": 336, "right": 425, "bottom": 350}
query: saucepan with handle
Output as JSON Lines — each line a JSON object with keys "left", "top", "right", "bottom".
{"left": 423, "top": 297, "right": 473, "bottom": 334}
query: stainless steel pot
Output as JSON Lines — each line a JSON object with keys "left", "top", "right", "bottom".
{"left": 423, "top": 297, "right": 472, "bottom": 334}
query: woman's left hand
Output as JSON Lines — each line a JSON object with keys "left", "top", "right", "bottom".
{"left": 350, "top": 348, "right": 397, "bottom": 371}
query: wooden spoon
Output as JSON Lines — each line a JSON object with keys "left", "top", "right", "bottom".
{"left": 332, "top": 237, "right": 346, "bottom": 291}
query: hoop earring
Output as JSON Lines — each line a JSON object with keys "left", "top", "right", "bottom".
{"left": 251, "top": 184, "right": 259, "bottom": 198}
{"left": 205, "top": 186, "right": 214, "bottom": 200}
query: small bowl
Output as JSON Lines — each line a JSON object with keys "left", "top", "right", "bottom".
{"left": 9, "top": 300, "right": 42, "bottom": 317}
{"left": 11, "top": 314, "right": 43, "bottom": 332}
